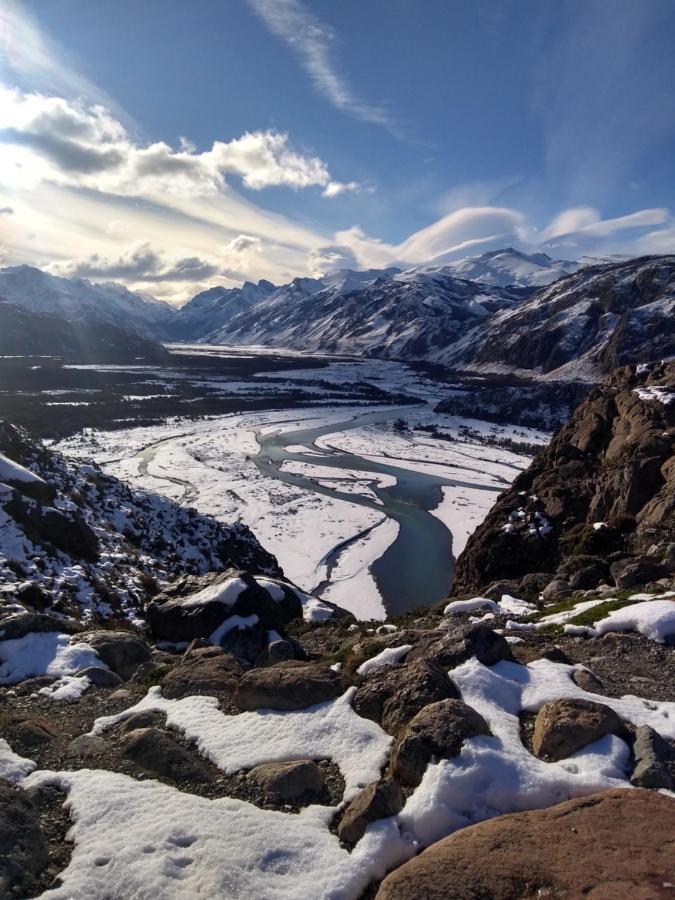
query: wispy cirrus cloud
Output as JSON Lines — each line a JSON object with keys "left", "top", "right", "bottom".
{"left": 246, "top": 0, "right": 398, "bottom": 133}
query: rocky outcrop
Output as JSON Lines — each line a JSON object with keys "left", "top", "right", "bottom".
{"left": 146, "top": 571, "right": 302, "bottom": 652}
{"left": 453, "top": 361, "right": 675, "bottom": 594}
{"left": 0, "top": 421, "right": 282, "bottom": 631}
{"left": 77, "top": 631, "right": 151, "bottom": 681}
{"left": 375, "top": 788, "right": 675, "bottom": 899}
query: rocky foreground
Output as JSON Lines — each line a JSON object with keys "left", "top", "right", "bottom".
{"left": 0, "top": 362, "right": 674, "bottom": 898}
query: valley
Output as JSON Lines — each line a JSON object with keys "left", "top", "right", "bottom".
{"left": 50, "top": 347, "right": 547, "bottom": 619}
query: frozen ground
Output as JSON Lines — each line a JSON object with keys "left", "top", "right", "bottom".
{"left": 55, "top": 356, "right": 547, "bottom": 619}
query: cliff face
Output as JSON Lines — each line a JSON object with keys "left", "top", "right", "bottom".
{"left": 453, "top": 360, "right": 675, "bottom": 594}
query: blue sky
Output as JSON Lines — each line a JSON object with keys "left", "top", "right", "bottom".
{"left": 1, "top": 0, "right": 674, "bottom": 301}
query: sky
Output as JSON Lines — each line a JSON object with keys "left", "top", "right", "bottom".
{"left": 0, "top": 0, "right": 674, "bottom": 304}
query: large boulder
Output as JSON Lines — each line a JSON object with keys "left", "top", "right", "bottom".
{"left": 532, "top": 698, "right": 623, "bottom": 761}
{"left": 78, "top": 631, "right": 151, "bottom": 680}
{"left": 337, "top": 779, "right": 404, "bottom": 844}
{"left": 247, "top": 760, "right": 324, "bottom": 800}
{"left": 375, "top": 789, "right": 675, "bottom": 899}
{"left": 352, "top": 658, "right": 459, "bottom": 735}
{"left": 146, "top": 571, "right": 302, "bottom": 646}
{"left": 391, "top": 699, "right": 490, "bottom": 786}
{"left": 235, "top": 661, "right": 342, "bottom": 711}
{"left": 161, "top": 645, "right": 243, "bottom": 700}
{"left": 0, "top": 781, "right": 48, "bottom": 897}
{"left": 407, "top": 623, "right": 514, "bottom": 670}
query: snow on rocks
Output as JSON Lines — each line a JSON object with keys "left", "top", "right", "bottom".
{"left": 634, "top": 386, "right": 675, "bottom": 405}
{"left": 0, "top": 737, "right": 35, "bottom": 783}
{"left": 0, "top": 631, "right": 104, "bottom": 685}
{"left": 395, "top": 659, "right": 634, "bottom": 848}
{"left": 357, "top": 645, "right": 413, "bottom": 676}
{"left": 92, "top": 687, "right": 392, "bottom": 802}
{"left": 37, "top": 674, "right": 92, "bottom": 702}
{"left": 444, "top": 594, "right": 536, "bottom": 618}
{"left": 571, "top": 598, "right": 675, "bottom": 644}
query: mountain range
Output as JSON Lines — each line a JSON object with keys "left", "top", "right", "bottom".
{"left": 1, "top": 249, "right": 673, "bottom": 380}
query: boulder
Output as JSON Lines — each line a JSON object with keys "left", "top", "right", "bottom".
{"left": 75, "top": 666, "right": 123, "bottom": 688}
{"left": 610, "top": 556, "right": 669, "bottom": 589}
{"left": 337, "top": 779, "right": 404, "bottom": 844}
{"left": 0, "top": 781, "right": 48, "bottom": 897}
{"left": 247, "top": 760, "right": 324, "bottom": 800}
{"left": 569, "top": 563, "right": 607, "bottom": 590}
{"left": 352, "top": 658, "right": 459, "bottom": 734}
{"left": 571, "top": 667, "right": 604, "bottom": 692}
{"left": 483, "top": 580, "right": 521, "bottom": 601}
{"left": 78, "top": 631, "right": 151, "bottom": 680}
{"left": 121, "top": 727, "right": 211, "bottom": 782}
{"left": 375, "top": 789, "right": 675, "bottom": 900}
{"left": 408, "top": 623, "right": 513, "bottom": 669}
{"left": 630, "top": 724, "right": 673, "bottom": 789}
{"left": 68, "top": 734, "right": 107, "bottom": 759}
{"left": 236, "top": 661, "right": 342, "bottom": 711}
{"left": 391, "top": 699, "right": 490, "bottom": 786}
{"left": 160, "top": 646, "right": 243, "bottom": 700}
{"left": 146, "top": 571, "right": 302, "bottom": 645}
{"left": 1, "top": 715, "right": 58, "bottom": 749}
{"left": 118, "top": 710, "right": 167, "bottom": 734}
{"left": 0, "top": 609, "right": 80, "bottom": 641}
{"left": 541, "top": 579, "right": 573, "bottom": 601}
{"left": 532, "top": 698, "right": 623, "bottom": 761}
{"left": 517, "top": 572, "right": 553, "bottom": 596}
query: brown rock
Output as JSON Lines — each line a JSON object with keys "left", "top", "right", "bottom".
{"left": 2, "top": 714, "right": 58, "bottom": 748}
{"left": 391, "top": 699, "right": 490, "bottom": 786}
{"left": 532, "top": 698, "right": 623, "bottom": 761}
{"left": 375, "top": 789, "right": 675, "bottom": 900}
{"left": 235, "top": 661, "right": 342, "bottom": 711}
{"left": 78, "top": 631, "right": 151, "bottom": 680}
{"left": 121, "top": 727, "right": 211, "bottom": 782}
{"left": 352, "top": 658, "right": 459, "bottom": 735}
{"left": 160, "top": 646, "right": 243, "bottom": 700}
{"left": 407, "top": 623, "right": 514, "bottom": 669}
{"left": 338, "top": 779, "right": 403, "bottom": 844}
{"left": 247, "top": 759, "right": 323, "bottom": 800}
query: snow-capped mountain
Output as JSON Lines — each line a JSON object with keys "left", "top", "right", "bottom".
{"left": 432, "top": 247, "right": 580, "bottom": 287}
{"left": 449, "top": 255, "right": 675, "bottom": 379}
{"left": 169, "top": 279, "right": 277, "bottom": 341}
{"left": 0, "top": 265, "right": 177, "bottom": 339}
{"left": 196, "top": 268, "right": 528, "bottom": 360}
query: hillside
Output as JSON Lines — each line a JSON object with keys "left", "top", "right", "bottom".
{"left": 453, "top": 359, "right": 675, "bottom": 594}
{"left": 451, "top": 255, "right": 675, "bottom": 379}
{"left": 0, "top": 266, "right": 176, "bottom": 340}
{"left": 0, "top": 301, "right": 168, "bottom": 364}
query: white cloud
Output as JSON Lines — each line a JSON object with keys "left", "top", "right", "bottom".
{"left": 247, "top": 0, "right": 396, "bottom": 131}
{"left": 0, "top": 87, "right": 360, "bottom": 198}
{"left": 542, "top": 206, "right": 668, "bottom": 241}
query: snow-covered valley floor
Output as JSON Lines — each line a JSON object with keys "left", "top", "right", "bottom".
{"left": 55, "top": 352, "right": 548, "bottom": 619}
